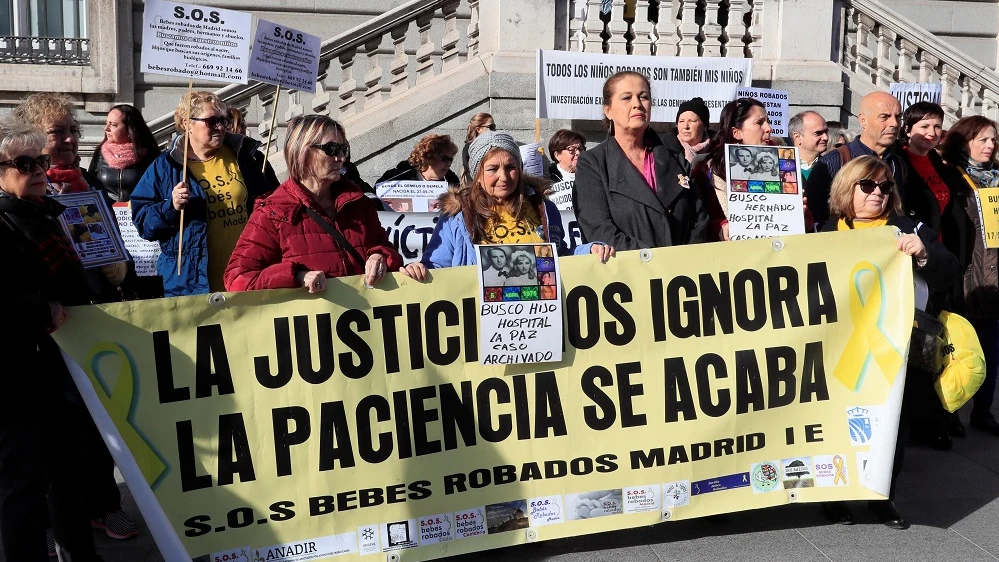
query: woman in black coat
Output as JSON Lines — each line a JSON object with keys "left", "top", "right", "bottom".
{"left": 0, "top": 119, "right": 103, "bottom": 561}
{"left": 573, "top": 71, "right": 708, "bottom": 250}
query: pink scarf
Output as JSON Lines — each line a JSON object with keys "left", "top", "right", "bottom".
{"left": 100, "top": 141, "right": 139, "bottom": 170}
{"left": 679, "top": 138, "right": 711, "bottom": 164}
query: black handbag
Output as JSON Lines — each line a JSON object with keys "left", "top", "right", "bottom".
{"left": 303, "top": 206, "right": 366, "bottom": 269}
{"left": 908, "top": 309, "right": 945, "bottom": 376}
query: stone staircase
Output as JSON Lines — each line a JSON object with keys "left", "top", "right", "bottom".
{"left": 143, "top": 0, "right": 999, "bottom": 183}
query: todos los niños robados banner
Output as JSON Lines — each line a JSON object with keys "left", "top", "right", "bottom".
{"left": 56, "top": 228, "right": 913, "bottom": 562}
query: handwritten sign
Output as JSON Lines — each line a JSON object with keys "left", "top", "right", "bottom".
{"left": 476, "top": 243, "right": 563, "bottom": 365}
{"left": 114, "top": 203, "right": 161, "bottom": 276}
{"left": 54, "top": 192, "right": 128, "bottom": 268}
{"left": 248, "top": 19, "right": 321, "bottom": 92}
{"left": 724, "top": 144, "right": 805, "bottom": 240}
{"left": 736, "top": 87, "right": 789, "bottom": 137}
{"left": 375, "top": 180, "right": 448, "bottom": 212}
{"left": 975, "top": 187, "right": 999, "bottom": 248}
{"left": 140, "top": 0, "right": 252, "bottom": 83}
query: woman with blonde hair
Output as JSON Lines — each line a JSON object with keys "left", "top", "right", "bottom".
{"left": 131, "top": 90, "right": 279, "bottom": 296}
{"left": 461, "top": 112, "right": 494, "bottom": 181}
{"left": 225, "top": 114, "right": 415, "bottom": 292}
{"left": 819, "top": 155, "right": 957, "bottom": 530}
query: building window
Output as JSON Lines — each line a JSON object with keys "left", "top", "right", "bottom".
{"left": 0, "top": 0, "right": 89, "bottom": 65}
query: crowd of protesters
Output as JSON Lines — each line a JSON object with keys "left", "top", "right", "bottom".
{"left": 2, "top": 70, "right": 999, "bottom": 559}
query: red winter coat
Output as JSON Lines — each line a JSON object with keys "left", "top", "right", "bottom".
{"left": 224, "top": 177, "right": 402, "bottom": 291}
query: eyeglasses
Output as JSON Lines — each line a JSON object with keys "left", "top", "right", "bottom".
{"left": 0, "top": 154, "right": 50, "bottom": 174}
{"left": 563, "top": 145, "right": 585, "bottom": 156}
{"left": 190, "top": 116, "right": 231, "bottom": 130}
{"left": 856, "top": 179, "right": 895, "bottom": 195}
{"left": 478, "top": 123, "right": 496, "bottom": 132}
{"left": 439, "top": 154, "right": 454, "bottom": 165}
{"left": 311, "top": 141, "right": 351, "bottom": 160}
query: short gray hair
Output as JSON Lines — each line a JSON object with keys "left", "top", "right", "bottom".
{"left": 0, "top": 117, "right": 44, "bottom": 161}
{"left": 788, "top": 111, "right": 822, "bottom": 138}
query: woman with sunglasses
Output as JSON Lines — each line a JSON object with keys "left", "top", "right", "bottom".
{"left": 0, "top": 118, "right": 105, "bottom": 561}
{"left": 938, "top": 115, "right": 999, "bottom": 437}
{"left": 131, "top": 91, "right": 279, "bottom": 296}
{"left": 376, "top": 133, "right": 460, "bottom": 189}
{"left": 819, "top": 155, "right": 957, "bottom": 530}
{"left": 225, "top": 115, "right": 416, "bottom": 292}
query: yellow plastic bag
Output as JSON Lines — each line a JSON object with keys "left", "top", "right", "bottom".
{"left": 934, "top": 311, "right": 987, "bottom": 412}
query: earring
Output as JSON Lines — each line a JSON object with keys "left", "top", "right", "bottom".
{"left": 608, "top": 120, "right": 615, "bottom": 136}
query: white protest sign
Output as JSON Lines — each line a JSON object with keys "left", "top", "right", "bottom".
{"left": 249, "top": 19, "right": 321, "bottom": 92}
{"left": 379, "top": 211, "right": 584, "bottom": 264}
{"left": 140, "top": 0, "right": 252, "bottom": 84}
{"left": 890, "top": 82, "right": 943, "bottom": 115}
{"left": 723, "top": 144, "right": 805, "bottom": 240}
{"left": 520, "top": 142, "right": 544, "bottom": 177}
{"left": 736, "top": 87, "right": 789, "bottom": 137}
{"left": 477, "top": 243, "right": 563, "bottom": 365}
{"left": 537, "top": 49, "right": 752, "bottom": 122}
{"left": 375, "top": 180, "right": 448, "bottom": 213}
{"left": 114, "top": 203, "right": 162, "bottom": 277}
{"left": 550, "top": 180, "right": 574, "bottom": 210}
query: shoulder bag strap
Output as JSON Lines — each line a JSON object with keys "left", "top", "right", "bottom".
{"left": 303, "top": 206, "right": 366, "bottom": 269}
{"left": 837, "top": 145, "right": 852, "bottom": 168}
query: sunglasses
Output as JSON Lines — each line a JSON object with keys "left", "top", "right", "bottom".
{"left": 311, "top": 141, "right": 351, "bottom": 160}
{"left": 439, "top": 154, "right": 454, "bottom": 165}
{"left": 190, "top": 116, "right": 231, "bottom": 130}
{"left": 856, "top": 179, "right": 894, "bottom": 195}
{"left": 478, "top": 123, "right": 497, "bottom": 131}
{"left": 0, "top": 154, "right": 50, "bottom": 174}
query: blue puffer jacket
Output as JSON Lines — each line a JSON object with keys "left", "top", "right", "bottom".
{"left": 422, "top": 183, "right": 596, "bottom": 269}
{"left": 130, "top": 133, "right": 278, "bottom": 296}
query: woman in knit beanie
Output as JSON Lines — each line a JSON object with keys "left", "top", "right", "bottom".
{"left": 675, "top": 97, "right": 712, "bottom": 164}
{"left": 422, "top": 130, "right": 614, "bottom": 268}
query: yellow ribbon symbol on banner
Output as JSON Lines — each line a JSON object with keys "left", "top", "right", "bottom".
{"left": 86, "top": 342, "right": 168, "bottom": 488}
{"left": 832, "top": 455, "right": 847, "bottom": 485}
{"left": 832, "top": 262, "right": 904, "bottom": 391}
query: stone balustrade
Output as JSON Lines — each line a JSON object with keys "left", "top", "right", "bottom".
{"left": 840, "top": 0, "right": 999, "bottom": 124}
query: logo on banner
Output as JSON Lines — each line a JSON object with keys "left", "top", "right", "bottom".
{"left": 781, "top": 457, "right": 815, "bottom": 489}
{"left": 814, "top": 454, "right": 849, "bottom": 487}
{"left": 662, "top": 480, "right": 690, "bottom": 507}
{"left": 357, "top": 525, "right": 379, "bottom": 555}
{"left": 751, "top": 461, "right": 781, "bottom": 493}
{"left": 847, "top": 406, "right": 874, "bottom": 445}
{"left": 382, "top": 520, "right": 418, "bottom": 551}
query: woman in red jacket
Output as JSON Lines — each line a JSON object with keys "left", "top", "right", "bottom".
{"left": 224, "top": 115, "right": 419, "bottom": 292}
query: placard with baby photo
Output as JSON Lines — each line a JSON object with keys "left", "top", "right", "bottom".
{"left": 476, "top": 243, "right": 562, "bottom": 365}
{"left": 53, "top": 191, "right": 129, "bottom": 268}
{"left": 724, "top": 144, "right": 805, "bottom": 240}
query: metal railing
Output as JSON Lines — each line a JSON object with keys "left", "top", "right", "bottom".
{"left": 0, "top": 36, "right": 90, "bottom": 65}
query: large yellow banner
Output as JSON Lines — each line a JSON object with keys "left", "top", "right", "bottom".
{"left": 56, "top": 228, "right": 913, "bottom": 562}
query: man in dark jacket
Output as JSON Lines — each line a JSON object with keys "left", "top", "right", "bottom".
{"left": 806, "top": 91, "right": 906, "bottom": 225}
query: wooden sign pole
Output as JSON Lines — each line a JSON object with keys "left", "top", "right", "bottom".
{"left": 177, "top": 78, "right": 193, "bottom": 275}
{"left": 262, "top": 86, "right": 281, "bottom": 173}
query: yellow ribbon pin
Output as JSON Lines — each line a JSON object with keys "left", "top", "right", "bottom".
{"left": 832, "top": 262, "right": 904, "bottom": 391}
{"left": 86, "top": 342, "right": 168, "bottom": 487}
{"left": 832, "top": 455, "right": 847, "bottom": 485}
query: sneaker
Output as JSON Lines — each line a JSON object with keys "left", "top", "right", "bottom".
{"left": 92, "top": 510, "right": 138, "bottom": 540}
{"left": 46, "top": 528, "right": 56, "bottom": 557}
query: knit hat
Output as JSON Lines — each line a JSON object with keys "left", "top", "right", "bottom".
{"left": 677, "top": 97, "right": 710, "bottom": 127}
{"left": 468, "top": 130, "right": 522, "bottom": 179}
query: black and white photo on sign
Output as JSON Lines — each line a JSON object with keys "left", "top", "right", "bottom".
{"left": 479, "top": 245, "right": 538, "bottom": 287}
{"left": 727, "top": 145, "right": 780, "bottom": 181}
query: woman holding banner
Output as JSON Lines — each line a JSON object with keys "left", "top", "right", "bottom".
{"left": 422, "top": 130, "right": 613, "bottom": 269}
{"left": 939, "top": 116, "right": 999, "bottom": 437}
{"left": 0, "top": 118, "right": 104, "bottom": 561}
{"left": 573, "top": 71, "right": 707, "bottom": 250}
{"left": 224, "top": 114, "right": 412, "bottom": 292}
{"left": 692, "top": 97, "right": 773, "bottom": 241}
{"left": 130, "top": 91, "right": 279, "bottom": 297}
{"left": 820, "top": 155, "right": 958, "bottom": 529}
